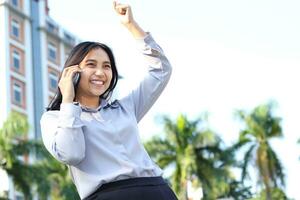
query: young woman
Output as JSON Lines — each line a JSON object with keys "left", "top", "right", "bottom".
{"left": 41, "top": 2, "right": 177, "bottom": 200}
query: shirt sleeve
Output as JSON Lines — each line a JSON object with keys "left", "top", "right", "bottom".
{"left": 40, "top": 103, "right": 86, "bottom": 166}
{"left": 121, "top": 33, "right": 172, "bottom": 122}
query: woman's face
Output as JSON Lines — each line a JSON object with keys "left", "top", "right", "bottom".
{"left": 76, "top": 48, "right": 113, "bottom": 98}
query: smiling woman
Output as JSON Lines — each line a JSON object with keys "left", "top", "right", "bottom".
{"left": 40, "top": 1, "right": 177, "bottom": 200}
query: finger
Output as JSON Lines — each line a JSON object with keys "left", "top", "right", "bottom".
{"left": 61, "top": 67, "right": 70, "bottom": 78}
{"left": 62, "top": 65, "right": 79, "bottom": 74}
{"left": 115, "top": 4, "right": 129, "bottom": 15}
{"left": 64, "top": 66, "right": 81, "bottom": 78}
{"left": 113, "top": 1, "right": 121, "bottom": 12}
{"left": 115, "top": 4, "right": 129, "bottom": 10}
{"left": 66, "top": 68, "right": 82, "bottom": 78}
{"left": 69, "top": 72, "right": 81, "bottom": 83}
{"left": 69, "top": 64, "right": 80, "bottom": 69}
{"left": 61, "top": 68, "right": 71, "bottom": 78}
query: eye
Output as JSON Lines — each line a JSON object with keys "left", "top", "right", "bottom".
{"left": 87, "top": 63, "right": 96, "bottom": 67}
{"left": 104, "top": 64, "right": 111, "bottom": 69}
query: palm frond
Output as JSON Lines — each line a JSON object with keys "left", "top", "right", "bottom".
{"left": 241, "top": 144, "right": 256, "bottom": 182}
{"left": 267, "top": 147, "right": 285, "bottom": 187}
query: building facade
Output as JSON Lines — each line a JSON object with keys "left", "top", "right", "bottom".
{"left": 0, "top": 0, "right": 80, "bottom": 198}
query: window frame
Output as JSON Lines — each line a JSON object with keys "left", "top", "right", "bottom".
{"left": 48, "top": 42, "right": 57, "bottom": 62}
{"left": 12, "top": 82, "right": 22, "bottom": 106}
{"left": 11, "top": 78, "right": 26, "bottom": 109}
{"left": 49, "top": 71, "right": 58, "bottom": 91}
{"left": 12, "top": 50, "right": 21, "bottom": 71}
{"left": 11, "top": 19, "right": 20, "bottom": 39}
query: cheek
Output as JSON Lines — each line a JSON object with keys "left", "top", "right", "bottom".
{"left": 107, "top": 71, "right": 113, "bottom": 81}
{"left": 78, "top": 72, "right": 90, "bottom": 87}
{"left": 109, "top": 73, "right": 112, "bottom": 80}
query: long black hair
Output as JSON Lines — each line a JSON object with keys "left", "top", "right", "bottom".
{"left": 46, "top": 41, "right": 119, "bottom": 111}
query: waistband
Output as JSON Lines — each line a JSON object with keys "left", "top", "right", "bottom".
{"left": 99, "top": 176, "right": 166, "bottom": 192}
{"left": 84, "top": 176, "right": 169, "bottom": 199}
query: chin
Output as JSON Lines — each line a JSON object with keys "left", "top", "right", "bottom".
{"left": 91, "top": 90, "right": 106, "bottom": 97}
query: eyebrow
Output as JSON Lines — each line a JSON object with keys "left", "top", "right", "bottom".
{"left": 85, "top": 59, "right": 97, "bottom": 63}
{"left": 85, "top": 59, "right": 111, "bottom": 64}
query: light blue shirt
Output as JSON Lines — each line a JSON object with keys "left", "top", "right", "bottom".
{"left": 40, "top": 33, "right": 172, "bottom": 199}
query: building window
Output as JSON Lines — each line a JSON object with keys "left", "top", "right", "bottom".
{"left": 48, "top": 42, "right": 57, "bottom": 62}
{"left": 11, "top": 19, "right": 20, "bottom": 39}
{"left": 49, "top": 72, "right": 58, "bottom": 91}
{"left": 46, "top": 21, "right": 58, "bottom": 34}
{"left": 47, "top": 21, "right": 55, "bottom": 32}
{"left": 12, "top": 50, "right": 20, "bottom": 71}
{"left": 10, "top": 45, "right": 24, "bottom": 75}
{"left": 13, "top": 82, "right": 22, "bottom": 105}
{"left": 11, "top": 0, "right": 19, "bottom": 7}
{"left": 11, "top": 78, "right": 26, "bottom": 109}
{"left": 64, "top": 32, "right": 75, "bottom": 46}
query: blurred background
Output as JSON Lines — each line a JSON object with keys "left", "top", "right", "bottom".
{"left": 0, "top": 0, "right": 299, "bottom": 199}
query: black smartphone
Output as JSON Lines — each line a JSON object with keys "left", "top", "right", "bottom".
{"left": 72, "top": 72, "right": 81, "bottom": 89}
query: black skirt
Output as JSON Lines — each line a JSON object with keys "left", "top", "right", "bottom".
{"left": 84, "top": 176, "right": 178, "bottom": 200}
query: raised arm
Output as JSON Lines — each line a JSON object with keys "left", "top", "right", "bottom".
{"left": 114, "top": 2, "right": 172, "bottom": 122}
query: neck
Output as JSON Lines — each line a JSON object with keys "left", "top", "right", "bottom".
{"left": 75, "top": 95, "right": 100, "bottom": 109}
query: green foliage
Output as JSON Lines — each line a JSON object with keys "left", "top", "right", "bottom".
{"left": 235, "top": 102, "right": 286, "bottom": 199}
{"left": 145, "top": 114, "right": 250, "bottom": 200}
{"left": 0, "top": 112, "right": 79, "bottom": 200}
{"left": 218, "top": 180, "right": 252, "bottom": 200}
{"left": 145, "top": 114, "right": 199, "bottom": 199}
{"left": 251, "top": 188, "right": 290, "bottom": 200}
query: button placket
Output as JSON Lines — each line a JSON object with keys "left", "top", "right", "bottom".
{"left": 91, "top": 112, "right": 104, "bottom": 122}
{"left": 109, "top": 122, "right": 131, "bottom": 163}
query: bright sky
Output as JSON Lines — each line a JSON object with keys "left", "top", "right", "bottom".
{"left": 48, "top": 0, "right": 300, "bottom": 198}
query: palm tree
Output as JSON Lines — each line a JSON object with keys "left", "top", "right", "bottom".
{"left": 26, "top": 148, "right": 80, "bottom": 200}
{"left": 145, "top": 114, "right": 240, "bottom": 200}
{"left": 145, "top": 114, "right": 198, "bottom": 199}
{"left": 0, "top": 111, "right": 34, "bottom": 199}
{"left": 0, "top": 112, "right": 79, "bottom": 200}
{"left": 235, "top": 102, "right": 285, "bottom": 200}
{"left": 40, "top": 156, "right": 80, "bottom": 200}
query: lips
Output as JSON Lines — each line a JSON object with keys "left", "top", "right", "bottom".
{"left": 90, "top": 80, "right": 104, "bottom": 86}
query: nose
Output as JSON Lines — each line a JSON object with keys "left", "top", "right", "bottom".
{"left": 95, "top": 68, "right": 104, "bottom": 76}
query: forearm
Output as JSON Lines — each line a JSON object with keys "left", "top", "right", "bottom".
{"left": 125, "top": 21, "right": 146, "bottom": 39}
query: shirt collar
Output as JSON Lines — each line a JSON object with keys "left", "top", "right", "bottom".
{"left": 73, "top": 98, "right": 119, "bottom": 113}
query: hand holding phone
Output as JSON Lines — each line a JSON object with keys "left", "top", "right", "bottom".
{"left": 59, "top": 65, "right": 81, "bottom": 103}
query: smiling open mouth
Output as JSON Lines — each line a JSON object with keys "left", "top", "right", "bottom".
{"left": 90, "top": 80, "right": 104, "bottom": 86}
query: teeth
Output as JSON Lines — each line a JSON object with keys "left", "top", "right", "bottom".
{"left": 91, "top": 80, "right": 104, "bottom": 85}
